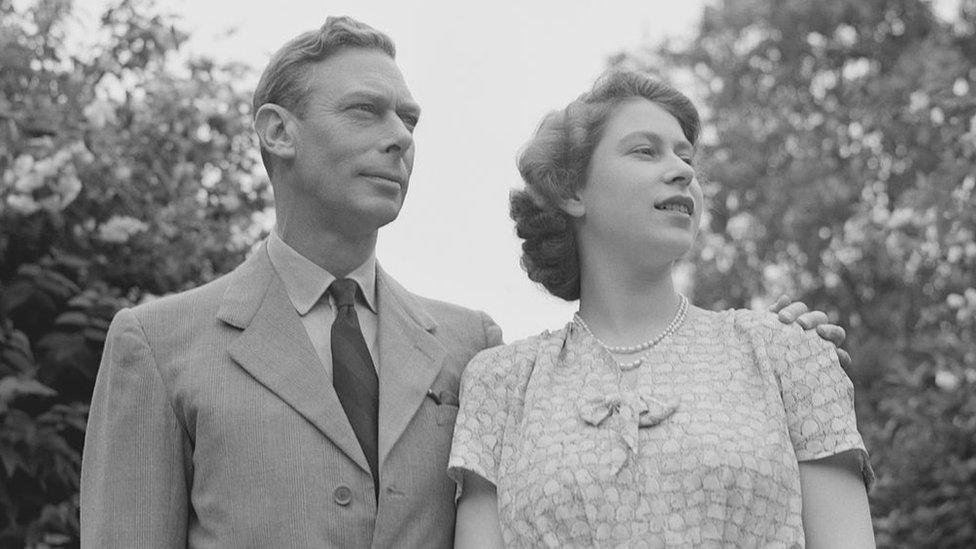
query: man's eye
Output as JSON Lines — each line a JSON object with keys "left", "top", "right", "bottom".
{"left": 679, "top": 156, "right": 694, "bottom": 165}
{"left": 353, "top": 103, "right": 376, "bottom": 113}
{"left": 401, "top": 114, "right": 419, "bottom": 129}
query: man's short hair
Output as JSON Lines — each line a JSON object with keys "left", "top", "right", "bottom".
{"left": 252, "top": 16, "right": 396, "bottom": 174}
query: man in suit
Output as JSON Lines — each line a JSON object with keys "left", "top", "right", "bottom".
{"left": 81, "top": 16, "right": 501, "bottom": 547}
{"left": 80, "top": 15, "right": 847, "bottom": 548}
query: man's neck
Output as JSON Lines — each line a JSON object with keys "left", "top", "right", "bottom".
{"left": 275, "top": 224, "right": 377, "bottom": 278}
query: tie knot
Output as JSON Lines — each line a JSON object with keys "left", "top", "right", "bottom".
{"left": 329, "top": 278, "right": 358, "bottom": 308}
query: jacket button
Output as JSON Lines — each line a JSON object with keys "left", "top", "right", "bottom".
{"left": 333, "top": 486, "right": 352, "bottom": 506}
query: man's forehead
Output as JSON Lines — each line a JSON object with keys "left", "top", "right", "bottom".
{"left": 309, "top": 50, "right": 416, "bottom": 105}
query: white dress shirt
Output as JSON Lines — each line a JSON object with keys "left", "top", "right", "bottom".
{"left": 266, "top": 229, "right": 379, "bottom": 378}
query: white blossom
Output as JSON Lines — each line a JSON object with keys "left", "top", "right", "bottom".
{"left": 14, "top": 172, "right": 45, "bottom": 193}
{"left": 97, "top": 215, "right": 149, "bottom": 243}
{"left": 935, "top": 370, "right": 960, "bottom": 391}
{"left": 726, "top": 213, "right": 756, "bottom": 241}
{"left": 842, "top": 58, "right": 872, "bottom": 81}
{"left": 83, "top": 99, "right": 119, "bottom": 129}
{"left": 834, "top": 24, "right": 858, "bottom": 47}
{"left": 5, "top": 194, "right": 40, "bottom": 214}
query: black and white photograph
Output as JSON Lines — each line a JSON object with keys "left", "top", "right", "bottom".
{"left": 1, "top": 0, "right": 973, "bottom": 547}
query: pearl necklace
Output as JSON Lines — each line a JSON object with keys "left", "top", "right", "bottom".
{"left": 573, "top": 295, "right": 689, "bottom": 369}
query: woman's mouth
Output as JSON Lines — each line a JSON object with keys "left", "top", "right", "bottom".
{"left": 654, "top": 196, "right": 694, "bottom": 216}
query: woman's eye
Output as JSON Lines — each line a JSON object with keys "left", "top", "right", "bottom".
{"left": 634, "top": 146, "right": 658, "bottom": 157}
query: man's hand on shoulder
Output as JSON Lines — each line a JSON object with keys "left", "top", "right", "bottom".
{"left": 768, "top": 295, "right": 851, "bottom": 369}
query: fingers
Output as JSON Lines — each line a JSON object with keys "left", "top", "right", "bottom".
{"left": 816, "top": 324, "right": 847, "bottom": 346}
{"left": 776, "top": 301, "right": 809, "bottom": 323}
{"left": 835, "top": 348, "right": 852, "bottom": 369}
{"left": 768, "top": 295, "right": 791, "bottom": 313}
{"left": 771, "top": 300, "right": 851, "bottom": 369}
{"left": 796, "top": 310, "right": 829, "bottom": 330}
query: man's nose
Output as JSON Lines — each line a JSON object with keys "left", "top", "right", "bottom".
{"left": 382, "top": 115, "right": 414, "bottom": 155}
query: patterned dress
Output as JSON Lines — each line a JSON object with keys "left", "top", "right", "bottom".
{"left": 448, "top": 307, "right": 874, "bottom": 548}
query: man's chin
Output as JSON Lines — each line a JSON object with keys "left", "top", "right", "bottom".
{"left": 356, "top": 201, "right": 404, "bottom": 230}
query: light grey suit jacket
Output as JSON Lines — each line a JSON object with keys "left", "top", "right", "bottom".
{"left": 80, "top": 242, "right": 503, "bottom": 548}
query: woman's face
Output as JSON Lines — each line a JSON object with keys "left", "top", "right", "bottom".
{"left": 573, "top": 97, "right": 703, "bottom": 266}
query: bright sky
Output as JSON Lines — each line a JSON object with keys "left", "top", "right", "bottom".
{"left": 81, "top": 0, "right": 706, "bottom": 339}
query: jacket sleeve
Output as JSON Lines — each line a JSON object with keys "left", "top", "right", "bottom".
{"left": 479, "top": 310, "right": 504, "bottom": 349}
{"left": 80, "top": 307, "right": 192, "bottom": 548}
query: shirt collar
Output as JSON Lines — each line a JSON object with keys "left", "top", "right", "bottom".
{"left": 267, "top": 229, "right": 377, "bottom": 316}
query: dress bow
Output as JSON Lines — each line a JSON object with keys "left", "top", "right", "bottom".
{"left": 578, "top": 387, "right": 678, "bottom": 471}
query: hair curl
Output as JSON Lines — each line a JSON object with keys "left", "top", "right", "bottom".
{"left": 511, "top": 70, "right": 701, "bottom": 301}
{"left": 252, "top": 16, "right": 396, "bottom": 175}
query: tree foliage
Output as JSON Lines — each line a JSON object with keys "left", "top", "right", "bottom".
{"left": 0, "top": 0, "right": 272, "bottom": 545}
{"left": 618, "top": 0, "right": 976, "bottom": 546}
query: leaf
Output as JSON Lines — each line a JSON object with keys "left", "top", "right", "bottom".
{"left": 88, "top": 317, "right": 110, "bottom": 331}
{"left": 0, "top": 280, "right": 36, "bottom": 312}
{"left": 16, "top": 264, "right": 44, "bottom": 280}
{"left": 43, "top": 533, "right": 73, "bottom": 545}
{"left": 0, "top": 376, "right": 57, "bottom": 408}
{"left": 1, "top": 348, "right": 36, "bottom": 374}
{"left": 37, "top": 331, "right": 89, "bottom": 369}
{"left": 34, "top": 277, "right": 75, "bottom": 302}
{"left": 66, "top": 295, "right": 94, "bottom": 308}
{"left": 82, "top": 327, "right": 106, "bottom": 344}
{"left": 39, "top": 270, "right": 81, "bottom": 296}
{"left": 0, "top": 445, "right": 26, "bottom": 477}
{"left": 9, "top": 330, "right": 32, "bottom": 353}
{"left": 53, "top": 311, "right": 88, "bottom": 329}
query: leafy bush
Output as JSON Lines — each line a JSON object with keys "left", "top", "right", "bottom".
{"left": 0, "top": 0, "right": 272, "bottom": 545}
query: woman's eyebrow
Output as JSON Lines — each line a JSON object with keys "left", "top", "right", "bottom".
{"left": 621, "top": 130, "right": 692, "bottom": 151}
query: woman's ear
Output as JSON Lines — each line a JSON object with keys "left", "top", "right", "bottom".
{"left": 254, "top": 104, "right": 297, "bottom": 161}
{"left": 558, "top": 195, "right": 586, "bottom": 218}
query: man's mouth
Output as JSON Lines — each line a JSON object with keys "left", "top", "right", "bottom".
{"left": 654, "top": 195, "right": 695, "bottom": 216}
{"left": 362, "top": 172, "right": 406, "bottom": 186}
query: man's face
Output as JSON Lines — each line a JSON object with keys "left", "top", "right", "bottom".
{"left": 288, "top": 48, "right": 420, "bottom": 235}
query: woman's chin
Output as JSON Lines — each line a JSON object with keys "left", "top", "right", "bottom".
{"left": 649, "top": 233, "right": 695, "bottom": 254}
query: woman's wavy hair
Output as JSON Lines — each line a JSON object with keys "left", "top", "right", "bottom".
{"left": 510, "top": 70, "right": 701, "bottom": 301}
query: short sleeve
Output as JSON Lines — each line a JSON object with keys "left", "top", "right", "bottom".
{"left": 759, "top": 315, "right": 875, "bottom": 489}
{"left": 447, "top": 345, "right": 515, "bottom": 497}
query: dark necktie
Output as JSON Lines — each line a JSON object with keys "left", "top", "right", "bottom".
{"left": 329, "top": 278, "right": 379, "bottom": 496}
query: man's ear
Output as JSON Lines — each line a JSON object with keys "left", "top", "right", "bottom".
{"left": 254, "top": 104, "right": 297, "bottom": 161}
{"left": 558, "top": 194, "right": 586, "bottom": 218}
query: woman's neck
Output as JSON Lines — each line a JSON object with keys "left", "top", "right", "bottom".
{"left": 577, "top": 260, "right": 682, "bottom": 348}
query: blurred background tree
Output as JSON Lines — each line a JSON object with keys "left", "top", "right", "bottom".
{"left": 614, "top": 0, "right": 975, "bottom": 546}
{"left": 0, "top": 0, "right": 271, "bottom": 545}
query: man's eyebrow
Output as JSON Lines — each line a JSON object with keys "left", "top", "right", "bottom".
{"left": 339, "top": 90, "right": 421, "bottom": 114}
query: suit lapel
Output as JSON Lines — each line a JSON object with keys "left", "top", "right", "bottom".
{"left": 376, "top": 268, "right": 447, "bottom": 470}
{"left": 219, "top": 244, "right": 370, "bottom": 473}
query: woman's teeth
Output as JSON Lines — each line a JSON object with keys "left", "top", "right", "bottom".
{"left": 658, "top": 203, "right": 691, "bottom": 215}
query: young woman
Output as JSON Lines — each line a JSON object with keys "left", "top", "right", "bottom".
{"left": 449, "top": 71, "right": 874, "bottom": 547}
